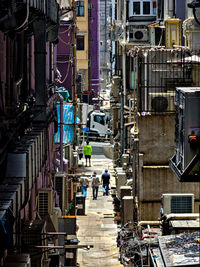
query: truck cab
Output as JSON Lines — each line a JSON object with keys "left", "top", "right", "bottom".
{"left": 87, "top": 111, "right": 109, "bottom": 138}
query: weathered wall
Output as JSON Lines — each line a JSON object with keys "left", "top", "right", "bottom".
{"left": 138, "top": 114, "right": 175, "bottom": 164}
{"left": 138, "top": 162, "right": 200, "bottom": 221}
{"left": 133, "top": 114, "right": 200, "bottom": 221}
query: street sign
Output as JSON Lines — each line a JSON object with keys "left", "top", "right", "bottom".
{"left": 83, "top": 128, "right": 89, "bottom": 131}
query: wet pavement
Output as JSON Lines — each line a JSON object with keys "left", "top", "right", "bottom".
{"left": 76, "top": 154, "right": 123, "bottom": 267}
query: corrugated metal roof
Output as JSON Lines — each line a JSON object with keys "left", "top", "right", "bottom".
{"left": 54, "top": 104, "right": 80, "bottom": 143}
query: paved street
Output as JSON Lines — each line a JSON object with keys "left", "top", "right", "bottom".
{"left": 76, "top": 148, "right": 122, "bottom": 267}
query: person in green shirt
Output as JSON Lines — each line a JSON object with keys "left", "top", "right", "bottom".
{"left": 83, "top": 141, "right": 92, "bottom": 167}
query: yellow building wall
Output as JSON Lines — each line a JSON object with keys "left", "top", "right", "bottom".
{"left": 76, "top": 0, "right": 89, "bottom": 89}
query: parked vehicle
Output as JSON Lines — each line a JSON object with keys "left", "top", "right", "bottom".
{"left": 86, "top": 110, "right": 110, "bottom": 140}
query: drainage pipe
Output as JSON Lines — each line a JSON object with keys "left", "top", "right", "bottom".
{"left": 57, "top": 93, "right": 64, "bottom": 172}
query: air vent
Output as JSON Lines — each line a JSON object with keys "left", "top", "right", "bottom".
{"left": 171, "top": 196, "right": 193, "bottom": 213}
{"left": 149, "top": 92, "right": 175, "bottom": 112}
{"left": 54, "top": 173, "right": 67, "bottom": 212}
{"left": 38, "top": 189, "right": 53, "bottom": 218}
{"left": 162, "top": 193, "right": 194, "bottom": 214}
{"left": 129, "top": 29, "right": 149, "bottom": 42}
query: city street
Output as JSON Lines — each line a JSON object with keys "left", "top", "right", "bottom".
{"left": 76, "top": 145, "right": 122, "bottom": 267}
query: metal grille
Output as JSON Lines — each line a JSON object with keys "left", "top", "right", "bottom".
{"left": 38, "top": 192, "right": 49, "bottom": 218}
{"left": 171, "top": 196, "right": 193, "bottom": 213}
{"left": 129, "top": 48, "right": 200, "bottom": 113}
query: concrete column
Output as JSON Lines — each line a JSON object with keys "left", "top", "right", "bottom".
{"left": 122, "top": 196, "right": 134, "bottom": 225}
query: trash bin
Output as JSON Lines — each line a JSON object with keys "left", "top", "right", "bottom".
{"left": 76, "top": 194, "right": 86, "bottom": 215}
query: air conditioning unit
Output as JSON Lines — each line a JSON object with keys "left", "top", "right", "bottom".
{"left": 129, "top": 28, "right": 149, "bottom": 43}
{"left": 148, "top": 92, "right": 175, "bottom": 112}
{"left": 6, "top": 146, "right": 33, "bottom": 195}
{"left": 111, "top": 76, "right": 121, "bottom": 98}
{"left": 64, "top": 144, "right": 73, "bottom": 169}
{"left": 162, "top": 193, "right": 194, "bottom": 214}
{"left": 122, "top": 154, "right": 129, "bottom": 170}
{"left": 54, "top": 173, "right": 67, "bottom": 212}
{"left": 0, "top": 192, "right": 17, "bottom": 219}
{"left": 0, "top": 184, "right": 22, "bottom": 212}
{"left": 38, "top": 188, "right": 53, "bottom": 218}
{"left": 73, "top": 151, "right": 78, "bottom": 168}
{"left": 20, "top": 137, "right": 36, "bottom": 185}
{"left": 2, "top": 177, "right": 25, "bottom": 207}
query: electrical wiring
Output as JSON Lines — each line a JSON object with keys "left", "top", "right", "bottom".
{"left": 58, "top": 36, "right": 71, "bottom": 46}
{"left": 7, "top": 3, "right": 29, "bottom": 32}
{"left": 59, "top": 25, "right": 72, "bottom": 34}
{"left": 59, "top": 58, "right": 72, "bottom": 84}
{"left": 56, "top": 59, "right": 72, "bottom": 64}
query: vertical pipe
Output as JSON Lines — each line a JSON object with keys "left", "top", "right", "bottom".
{"left": 120, "top": 84, "right": 124, "bottom": 157}
{"left": 168, "top": 0, "right": 174, "bottom": 18}
{"left": 58, "top": 94, "right": 64, "bottom": 172}
{"left": 72, "top": 0, "right": 77, "bottom": 149}
{"left": 33, "top": 18, "right": 46, "bottom": 107}
{"left": 144, "top": 52, "right": 148, "bottom": 111}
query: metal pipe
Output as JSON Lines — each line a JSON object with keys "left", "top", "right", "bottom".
{"left": 120, "top": 85, "right": 124, "bottom": 158}
{"left": 168, "top": 0, "right": 175, "bottom": 18}
{"left": 144, "top": 52, "right": 148, "bottom": 111}
{"left": 57, "top": 93, "right": 64, "bottom": 171}
{"left": 72, "top": 0, "right": 77, "bottom": 149}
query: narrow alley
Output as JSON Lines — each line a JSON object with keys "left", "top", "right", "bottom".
{"left": 76, "top": 145, "right": 122, "bottom": 267}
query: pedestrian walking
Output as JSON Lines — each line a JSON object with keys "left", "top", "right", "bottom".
{"left": 101, "top": 169, "right": 110, "bottom": 196}
{"left": 79, "top": 176, "right": 89, "bottom": 197}
{"left": 91, "top": 171, "right": 100, "bottom": 200}
{"left": 83, "top": 141, "right": 92, "bottom": 167}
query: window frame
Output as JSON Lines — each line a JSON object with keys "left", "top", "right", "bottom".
{"left": 131, "top": 0, "right": 154, "bottom": 16}
{"left": 76, "top": 1, "right": 84, "bottom": 17}
{"left": 77, "top": 35, "right": 85, "bottom": 51}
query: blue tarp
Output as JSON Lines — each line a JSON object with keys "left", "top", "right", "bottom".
{"left": 54, "top": 104, "right": 80, "bottom": 143}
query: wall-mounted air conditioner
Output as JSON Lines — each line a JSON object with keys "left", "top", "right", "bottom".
{"left": 0, "top": 192, "right": 17, "bottom": 218}
{"left": 37, "top": 188, "right": 53, "bottom": 219}
{"left": 111, "top": 76, "right": 121, "bottom": 98}
{"left": 129, "top": 28, "right": 149, "bottom": 43}
{"left": 6, "top": 146, "right": 33, "bottom": 194}
{"left": 54, "top": 173, "right": 67, "bottom": 212}
{"left": 148, "top": 92, "right": 175, "bottom": 112}
{"left": 162, "top": 193, "right": 194, "bottom": 214}
{"left": 0, "top": 185, "right": 22, "bottom": 213}
{"left": 20, "top": 137, "right": 36, "bottom": 185}
{"left": 64, "top": 144, "right": 73, "bottom": 169}
{"left": 2, "top": 177, "right": 25, "bottom": 207}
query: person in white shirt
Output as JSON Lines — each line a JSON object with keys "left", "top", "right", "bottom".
{"left": 91, "top": 171, "right": 100, "bottom": 200}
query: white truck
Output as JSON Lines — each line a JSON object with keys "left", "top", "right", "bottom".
{"left": 86, "top": 110, "right": 110, "bottom": 139}
{"left": 78, "top": 103, "right": 110, "bottom": 140}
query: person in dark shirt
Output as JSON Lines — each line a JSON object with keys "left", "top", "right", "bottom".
{"left": 101, "top": 169, "right": 110, "bottom": 196}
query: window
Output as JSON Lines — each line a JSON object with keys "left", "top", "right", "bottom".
{"left": 94, "top": 115, "right": 105, "bottom": 125}
{"left": 143, "top": 1, "right": 150, "bottom": 14}
{"left": 76, "top": 1, "right": 84, "bottom": 16}
{"left": 77, "top": 36, "right": 84, "bottom": 50}
{"left": 131, "top": 0, "right": 154, "bottom": 16}
{"left": 133, "top": 2, "right": 140, "bottom": 14}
